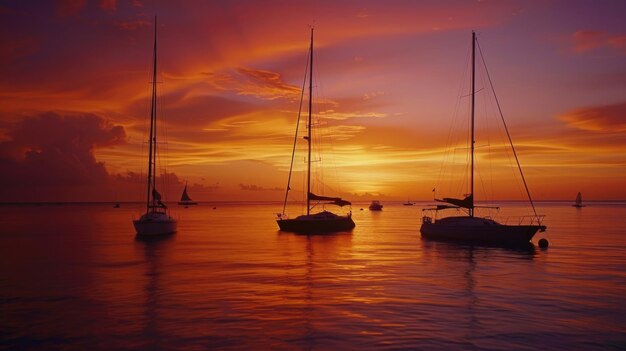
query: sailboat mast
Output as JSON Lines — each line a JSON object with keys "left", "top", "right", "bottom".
{"left": 146, "top": 17, "right": 158, "bottom": 213}
{"left": 470, "top": 31, "right": 476, "bottom": 218}
{"left": 306, "top": 28, "right": 313, "bottom": 216}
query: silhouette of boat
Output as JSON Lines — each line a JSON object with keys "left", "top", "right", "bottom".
{"left": 421, "top": 32, "right": 545, "bottom": 247}
{"left": 403, "top": 198, "right": 415, "bottom": 206}
{"left": 369, "top": 201, "right": 383, "bottom": 211}
{"left": 178, "top": 182, "right": 198, "bottom": 206}
{"left": 572, "top": 192, "right": 585, "bottom": 208}
{"left": 276, "top": 28, "right": 354, "bottom": 234}
{"left": 133, "top": 17, "right": 177, "bottom": 237}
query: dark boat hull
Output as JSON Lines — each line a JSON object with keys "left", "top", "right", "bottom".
{"left": 420, "top": 221, "right": 542, "bottom": 246}
{"left": 277, "top": 216, "right": 355, "bottom": 234}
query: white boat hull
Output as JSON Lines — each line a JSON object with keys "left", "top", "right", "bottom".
{"left": 133, "top": 212, "right": 177, "bottom": 236}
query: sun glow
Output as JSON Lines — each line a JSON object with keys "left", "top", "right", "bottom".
{"left": 0, "top": 1, "right": 624, "bottom": 201}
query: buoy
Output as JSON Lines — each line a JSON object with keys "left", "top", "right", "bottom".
{"left": 213, "top": 207, "right": 217, "bottom": 210}
{"left": 538, "top": 238, "right": 549, "bottom": 248}
{"left": 360, "top": 208, "right": 364, "bottom": 211}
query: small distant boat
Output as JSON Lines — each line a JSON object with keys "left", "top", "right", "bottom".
{"left": 133, "top": 17, "right": 177, "bottom": 237}
{"left": 572, "top": 192, "right": 585, "bottom": 208}
{"left": 276, "top": 28, "right": 355, "bottom": 234}
{"left": 369, "top": 201, "right": 383, "bottom": 211}
{"left": 420, "top": 31, "right": 545, "bottom": 247}
{"left": 403, "top": 198, "right": 415, "bottom": 206}
{"left": 114, "top": 203, "right": 120, "bottom": 208}
{"left": 178, "top": 182, "right": 198, "bottom": 206}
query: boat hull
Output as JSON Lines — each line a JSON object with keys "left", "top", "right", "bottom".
{"left": 133, "top": 212, "right": 177, "bottom": 236}
{"left": 420, "top": 217, "right": 543, "bottom": 246}
{"left": 277, "top": 213, "right": 355, "bottom": 234}
{"left": 178, "top": 201, "right": 198, "bottom": 206}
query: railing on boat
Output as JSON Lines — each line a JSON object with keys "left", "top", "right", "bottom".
{"left": 275, "top": 213, "right": 289, "bottom": 220}
{"left": 501, "top": 215, "right": 546, "bottom": 226}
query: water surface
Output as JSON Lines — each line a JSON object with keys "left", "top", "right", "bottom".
{"left": 1, "top": 202, "right": 625, "bottom": 350}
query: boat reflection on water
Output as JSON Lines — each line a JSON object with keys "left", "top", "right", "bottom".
{"left": 419, "top": 239, "right": 536, "bottom": 339}
{"left": 134, "top": 233, "right": 175, "bottom": 349}
{"left": 277, "top": 232, "right": 353, "bottom": 349}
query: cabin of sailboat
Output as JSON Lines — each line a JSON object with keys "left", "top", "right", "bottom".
{"left": 420, "top": 31, "right": 545, "bottom": 247}
{"left": 133, "top": 17, "right": 177, "bottom": 237}
{"left": 276, "top": 28, "right": 355, "bottom": 234}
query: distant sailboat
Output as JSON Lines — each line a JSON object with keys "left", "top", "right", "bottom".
{"left": 573, "top": 192, "right": 585, "bottom": 208}
{"left": 420, "top": 31, "right": 545, "bottom": 247}
{"left": 133, "top": 17, "right": 177, "bottom": 237}
{"left": 276, "top": 28, "right": 355, "bottom": 234}
{"left": 178, "top": 182, "right": 198, "bottom": 206}
{"left": 369, "top": 201, "right": 383, "bottom": 211}
{"left": 403, "top": 198, "right": 415, "bottom": 206}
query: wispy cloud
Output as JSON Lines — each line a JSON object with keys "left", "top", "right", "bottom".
{"left": 239, "top": 183, "right": 282, "bottom": 191}
{"left": 236, "top": 67, "right": 301, "bottom": 100}
{"left": 558, "top": 102, "right": 626, "bottom": 132}
{"left": 571, "top": 30, "right": 626, "bottom": 54}
{"left": 99, "top": 0, "right": 116, "bottom": 11}
{"left": 115, "top": 20, "right": 150, "bottom": 31}
{"left": 56, "top": 0, "right": 86, "bottom": 18}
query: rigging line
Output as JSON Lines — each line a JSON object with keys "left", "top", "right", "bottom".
{"left": 437, "top": 41, "right": 472, "bottom": 195}
{"left": 313, "top": 46, "right": 340, "bottom": 198}
{"left": 476, "top": 59, "right": 494, "bottom": 202}
{"left": 476, "top": 39, "right": 539, "bottom": 219}
{"left": 312, "top": 46, "right": 330, "bottom": 196}
{"left": 282, "top": 45, "right": 311, "bottom": 215}
{"left": 146, "top": 17, "right": 158, "bottom": 212}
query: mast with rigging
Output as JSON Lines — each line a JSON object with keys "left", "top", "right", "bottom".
{"left": 306, "top": 28, "right": 313, "bottom": 216}
{"left": 146, "top": 17, "right": 158, "bottom": 213}
{"left": 469, "top": 31, "right": 476, "bottom": 218}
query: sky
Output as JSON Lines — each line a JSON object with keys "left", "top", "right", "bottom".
{"left": 0, "top": 0, "right": 625, "bottom": 202}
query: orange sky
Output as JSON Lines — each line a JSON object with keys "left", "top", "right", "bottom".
{"left": 0, "top": 0, "right": 625, "bottom": 202}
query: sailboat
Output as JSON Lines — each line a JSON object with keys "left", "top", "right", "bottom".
{"left": 573, "top": 192, "right": 585, "bottom": 208}
{"left": 276, "top": 28, "right": 355, "bottom": 234}
{"left": 403, "top": 198, "right": 415, "bottom": 206}
{"left": 178, "top": 182, "right": 198, "bottom": 206}
{"left": 420, "top": 31, "right": 545, "bottom": 246}
{"left": 133, "top": 18, "right": 177, "bottom": 237}
{"left": 369, "top": 200, "right": 383, "bottom": 211}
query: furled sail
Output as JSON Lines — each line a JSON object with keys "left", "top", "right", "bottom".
{"left": 152, "top": 188, "right": 162, "bottom": 201}
{"left": 151, "top": 188, "right": 167, "bottom": 209}
{"left": 308, "top": 192, "right": 351, "bottom": 207}
{"left": 421, "top": 204, "right": 460, "bottom": 211}
{"left": 436, "top": 195, "right": 473, "bottom": 209}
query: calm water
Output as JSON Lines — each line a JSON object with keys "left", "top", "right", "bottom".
{"left": 1, "top": 202, "right": 625, "bottom": 350}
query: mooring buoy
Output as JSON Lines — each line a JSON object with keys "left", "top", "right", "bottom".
{"left": 538, "top": 238, "right": 549, "bottom": 248}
